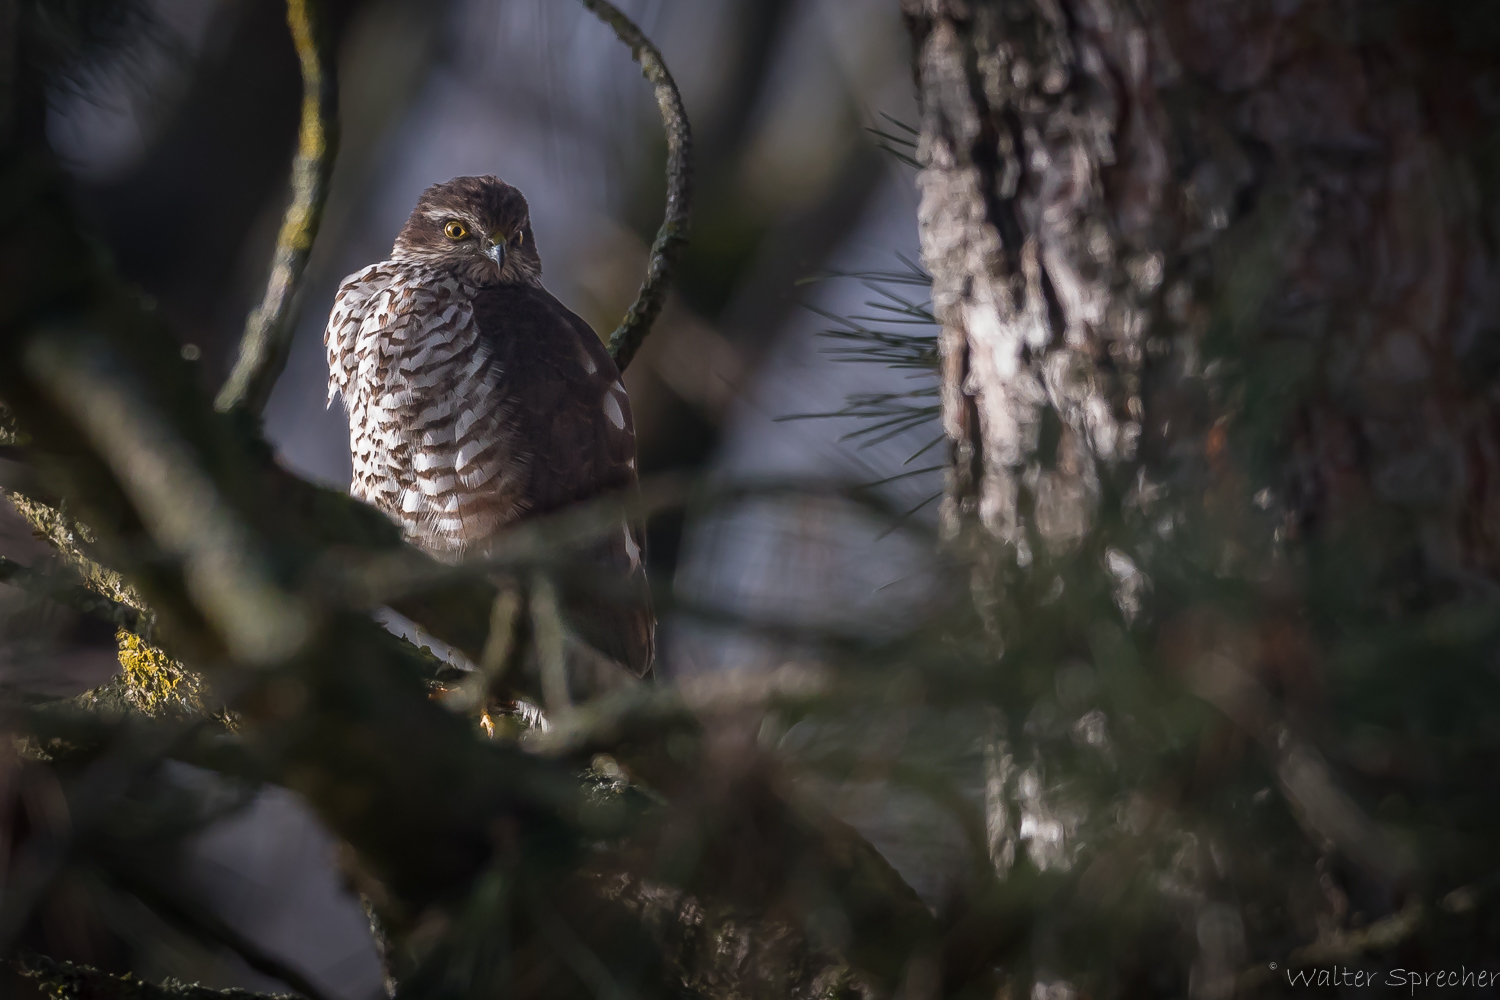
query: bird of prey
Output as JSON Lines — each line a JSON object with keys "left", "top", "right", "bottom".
{"left": 325, "top": 175, "right": 653, "bottom": 678}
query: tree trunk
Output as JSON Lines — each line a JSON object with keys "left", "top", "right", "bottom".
{"left": 906, "top": 0, "right": 1500, "bottom": 990}
{"left": 908, "top": 0, "right": 1500, "bottom": 577}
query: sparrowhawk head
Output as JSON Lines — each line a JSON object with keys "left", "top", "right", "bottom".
{"left": 392, "top": 175, "right": 542, "bottom": 286}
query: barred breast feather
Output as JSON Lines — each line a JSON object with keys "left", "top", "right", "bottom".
{"left": 325, "top": 262, "right": 526, "bottom": 559}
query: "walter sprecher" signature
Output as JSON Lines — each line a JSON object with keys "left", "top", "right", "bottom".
{"left": 1285, "top": 965, "right": 1500, "bottom": 994}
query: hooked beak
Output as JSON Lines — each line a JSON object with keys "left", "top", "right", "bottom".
{"left": 485, "top": 238, "right": 505, "bottom": 269}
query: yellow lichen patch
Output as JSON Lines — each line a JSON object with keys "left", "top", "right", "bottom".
{"left": 115, "top": 629, "right": 208, "bottom": 717}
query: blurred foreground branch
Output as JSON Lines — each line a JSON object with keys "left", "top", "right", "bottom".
{"left": 526, "top": 662, "right": 833, "bottom": 759}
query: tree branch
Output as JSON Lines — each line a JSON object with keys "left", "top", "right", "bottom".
{"left": 30, "top": 329, "right": 315, "bottom": 667}
{"left": 16, "top": 954, "right": 295, "bottom": 1000}
{"left": 215, "top": 0, "right": 338, "bottom": 416}
{"left": 523, "top": 663, "right": 832, "bottom": 760}
{"left": 1, "top": 487, "right": 156, "bottom": 620}
{"left": 0, "top": 553, "right": 142, "bottom": 632}
{"left": 576, "top": 0, "right": 692, "bottom": 372}
{"left": 530, "top": 574, "right": 571, "bottom": 717}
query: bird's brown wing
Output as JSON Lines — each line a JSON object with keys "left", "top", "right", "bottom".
{"left": 471, "top": 283, "right": 655, "bottom": 677}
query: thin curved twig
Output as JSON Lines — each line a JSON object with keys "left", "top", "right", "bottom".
{"left": 216, "top": 0, "right": 338, "bottom": 416}
{"left": 577, "top": 0, "right": 692, "bottom": 372}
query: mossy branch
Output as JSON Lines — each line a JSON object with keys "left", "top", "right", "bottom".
{"left": 2, "top": 489, "right": 152, "bottom": 616}
{"left": 215, "top": 0, "right": 338, "bottom": 416}
{"left": 577, "top": 0, "right": 692, "bottom": 372}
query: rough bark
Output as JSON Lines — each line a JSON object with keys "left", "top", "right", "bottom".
{"left": 908, "top": 0, "right": 1150, "bottom": 562}
{"left": 906, "top": 0, "right": 1500, "bottom": 991}
{"left": 908, "top": 0, "right": 1500, "bottom": 595}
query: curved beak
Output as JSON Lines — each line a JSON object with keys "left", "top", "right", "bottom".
{"left": 485, "top": 238, "right": 506, "bottom": 269}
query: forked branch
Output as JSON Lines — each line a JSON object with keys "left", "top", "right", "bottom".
{"left": 216, "top": 0, "right": 338, "bottom": 416}
{"left": 577, "top": 0, "right": 693, "bottom": 372}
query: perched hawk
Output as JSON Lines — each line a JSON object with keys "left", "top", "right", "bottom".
{"left": 325, "top": 175, "right": 653, "bottom": 677}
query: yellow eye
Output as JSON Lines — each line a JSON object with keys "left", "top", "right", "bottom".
{"left": 443, "top": 220, "right": 468, "bottom": 240}
{"left": 510, "top": 230, "right": 524, "bottom": 247}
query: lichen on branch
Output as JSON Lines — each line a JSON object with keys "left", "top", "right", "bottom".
{"left": 215, "top": 0, "right": 339, "bottom": 416}
{"left": 17, "top": 954, "right": 294, "bottom": 1000}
